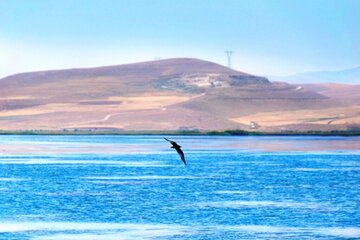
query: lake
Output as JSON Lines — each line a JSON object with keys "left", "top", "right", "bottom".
{"left": 0, "top": 135, "right": 359, "bottom": 239}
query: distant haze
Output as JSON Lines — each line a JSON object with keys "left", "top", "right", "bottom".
{"left": 1, "top": 0, "right": 360, "bottom": 79}
{"left": 268, "top": 66, "right": 360, "bottom": 84}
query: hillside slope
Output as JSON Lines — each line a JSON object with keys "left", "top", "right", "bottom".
{"left": 300, "top": 83, "right": 360, "bottom": 104}
{"left": 0, "top": 58, "right": 349, "bottom": 132}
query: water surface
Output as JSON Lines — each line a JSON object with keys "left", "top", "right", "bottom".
{"left": 0, "top": 135, "right": 359, "bottom": 239}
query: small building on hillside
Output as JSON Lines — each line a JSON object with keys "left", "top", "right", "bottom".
{"left": 250, "top": 121, "right": 260, "bottom": 129}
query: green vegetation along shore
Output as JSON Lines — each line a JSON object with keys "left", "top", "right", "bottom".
{"left": 0, "top": 129, "right": 360, "bottom": 136}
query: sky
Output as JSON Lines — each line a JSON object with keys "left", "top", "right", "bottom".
{"left": 0, "top": 0, "right": 359, "bottom": 78}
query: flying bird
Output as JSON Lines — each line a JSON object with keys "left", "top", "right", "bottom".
{"left": 164, "top": 138, "right": 186, "bottom": 166}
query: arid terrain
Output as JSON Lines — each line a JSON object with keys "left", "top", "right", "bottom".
{"left": 0, "top": 58, "right": 358, "bottom": 132}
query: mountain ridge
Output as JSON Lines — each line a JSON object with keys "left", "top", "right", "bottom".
{"left": 0, "top": 58, "right": 251, "bottom": 81}
{"left": 268, "top": 66, "right": 360, "bottom": 84}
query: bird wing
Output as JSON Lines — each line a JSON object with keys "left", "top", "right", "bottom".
{"left": 164, "top": 137, "right": 176, "bottom": 146}
{"left": 175, "top": 147, "right": 186, "bottom": 166}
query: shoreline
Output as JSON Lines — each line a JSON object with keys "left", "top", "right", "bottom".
{"left": 0, "top": 129, "right": 359, "bottom": 136}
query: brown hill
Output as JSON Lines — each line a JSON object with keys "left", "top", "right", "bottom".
{"left": 0, "top": 58, "right": 266, "bottom": 100}
{"left": 0, "top": 58, "right": 349, "bottom": 132}
{"left": 300, "top": 83, "right": 360, "bottom": 104}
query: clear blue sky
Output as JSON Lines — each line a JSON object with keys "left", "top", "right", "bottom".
{"left": 0, "top": 0, "right": 359, "bottom": 78}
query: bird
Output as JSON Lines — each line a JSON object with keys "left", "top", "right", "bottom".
{"left": 164, "top": 137, "right": 186, "bottom": 166}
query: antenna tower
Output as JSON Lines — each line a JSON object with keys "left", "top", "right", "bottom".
{"left": 225, "top": 50, "right": 233, "bottom": 68}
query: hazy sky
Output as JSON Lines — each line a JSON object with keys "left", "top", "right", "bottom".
{"left": 1, "top": 0, "right": 359, "bottom": 78}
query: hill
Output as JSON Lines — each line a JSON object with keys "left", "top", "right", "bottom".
{"left": 0, "top": 58, "right": 354, "bottom": 132}
{"left": 299, "top": 83, "right": 360, "bottom": 104}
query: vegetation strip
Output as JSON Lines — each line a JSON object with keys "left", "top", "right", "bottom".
{"left": 0, "top": 129, "right": 359, "bottom": 136}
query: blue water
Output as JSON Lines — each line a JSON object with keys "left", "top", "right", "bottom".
{"left": 0, "top": 135, "right": 359, "bottom": 239}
